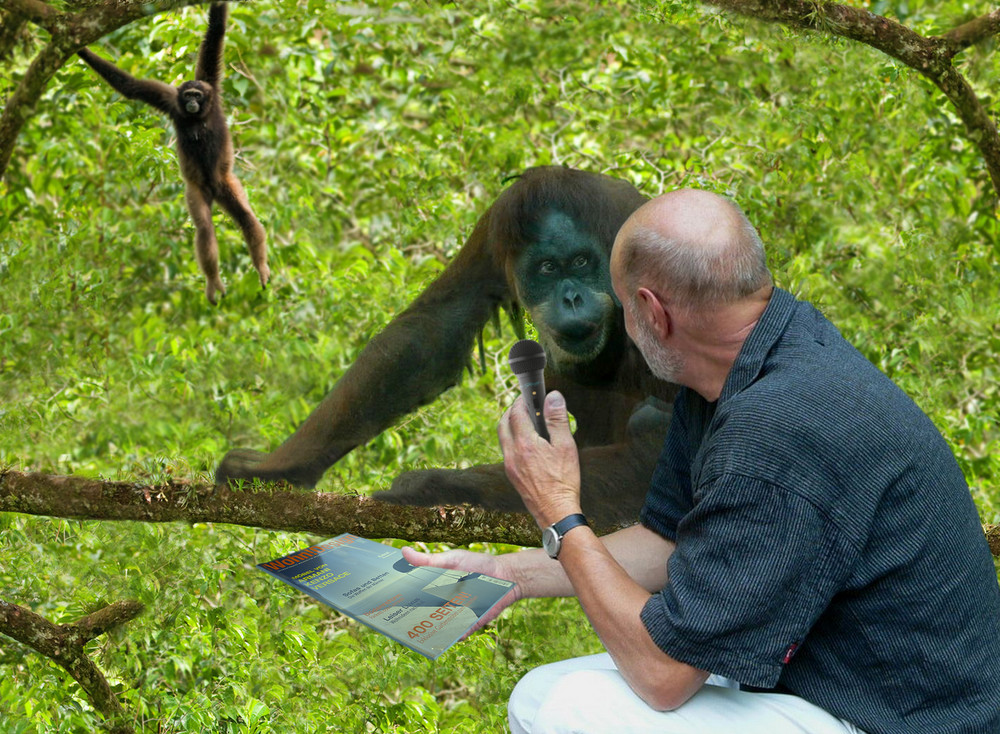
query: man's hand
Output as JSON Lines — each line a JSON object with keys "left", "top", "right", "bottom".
{"left": 401, "top": 546, "right": 522, "bottom": 634}
{"left": 498, "top": 390, "right": 582, "bottom": 529}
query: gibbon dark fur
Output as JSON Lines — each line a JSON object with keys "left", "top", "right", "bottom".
{"left": 78, "top": 2, "right": 268, "bottom": 303}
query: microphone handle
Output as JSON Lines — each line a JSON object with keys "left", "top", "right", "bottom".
{"left": 516, "top": 373, "right": 550, "bottom": 441}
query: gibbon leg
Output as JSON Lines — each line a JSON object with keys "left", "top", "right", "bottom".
{"left": 217, "top": 173, "right": 269, "bottom": 289}
{"left": 185, "top": 184, "right": 225, "bottom": 304}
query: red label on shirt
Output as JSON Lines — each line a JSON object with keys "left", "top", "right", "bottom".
{"left": 783, "top": 642, "right": 800, "bottom": 664}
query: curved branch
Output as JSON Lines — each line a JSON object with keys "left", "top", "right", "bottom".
{"left": 703, "top": 0, "right": 937, "bottom": 60}
{"left": 3, "top": 0, "right": 63, "bottom": 32}
{"left": 0, "top": 598, "right": 143, "bottom": 734}
{"left": 0, "top": 40, "right": 68, "bottom": 177}
{"left": 941, "top": 9, "right": 1000, "bottom": 56}
{"left": 0, "top": 0, "right": 204, "bottom": 180}
{"left": 70, "top": 600, "right": 145, "bottom": 645}
{"left": 702, "top": 0, "right": 1000, "bottom": 200}
{"left": 932, "top": 65, "right": 1000, "bottom": 197}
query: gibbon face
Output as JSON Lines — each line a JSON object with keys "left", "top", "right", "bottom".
{"left": 178, "top": 81, "right": 212, "bottom": 116}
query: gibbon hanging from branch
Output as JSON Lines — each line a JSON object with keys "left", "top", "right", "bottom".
{"left": 78, "top": 2, "right": 269, "bottom": 304}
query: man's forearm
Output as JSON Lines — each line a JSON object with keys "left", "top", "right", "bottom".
{"left": 500, "top": 523, "right": 674, "bottom": 599}
{"left": 601, "top": 523, "right": 675, "bottom": 591}
{"left": 557, "top": 524, "right": 708, "bottom": 711}
{"left": 499, "top": 546, "right": 575, "bottom": 598}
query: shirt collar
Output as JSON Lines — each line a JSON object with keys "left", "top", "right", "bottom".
{"left": 717, "top": 287, "right": 796, "bottom": 404}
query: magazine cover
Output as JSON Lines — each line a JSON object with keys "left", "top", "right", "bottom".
{"left": 258, "top": 534, "right": 516, "bottom": 660}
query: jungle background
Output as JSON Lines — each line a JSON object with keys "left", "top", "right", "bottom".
{"left": 1, "top": 0, "right": 998, "bottom": 731}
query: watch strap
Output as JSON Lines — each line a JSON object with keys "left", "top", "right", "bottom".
{"left": 552, "top": 513, "right": 589, "bottom": 536}
{"left": 544, "top": 513, "right": 589, "bottom": 559}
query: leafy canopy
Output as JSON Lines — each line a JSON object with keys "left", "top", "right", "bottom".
{"left": 0, "top": 0, "right": 997, "bottom": 731}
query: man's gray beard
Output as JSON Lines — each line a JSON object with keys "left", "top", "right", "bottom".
{"left": 634, "top": 315, "right": 685, "bottom": 383}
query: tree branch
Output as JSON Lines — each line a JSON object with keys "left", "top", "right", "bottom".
{"left": 0, "top": 0, "right": 204, "bottom": 180}
{"left": 0, "top": 40, "right": 68, "bottom": 177}
{"left": 986, "top": 523, "right": 1000, "bottom": 558}
{"left": 3, "top": 0, "right": 63, "bottom": 31}
{"left": 0, "top": 11, "right": 29, "bottom": 61}
{"left": 702, "top": 0, "right": 1000, "bottom": 201}
{"left": 0, "top": 469, "right": 557, "bottom": 546}
{"left": 702, "top": 0, "right": 940, "bottom": 61}
{"left": 0, "top": 598, "right": 142, "bottom": 734}
{"left": 941, "top": 9, "right": 1000, "bottom": 56}
{"left": 1, "top": 470, "right": 997, "bottom": 555}
{"left": 70, "top": 600, "right": 146, "bottom": 645}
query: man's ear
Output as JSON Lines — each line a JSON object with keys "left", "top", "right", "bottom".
{"left": 636, "top": 287, "right": 671, "bottom": 341}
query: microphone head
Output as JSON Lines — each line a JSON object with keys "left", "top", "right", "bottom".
{"left": 508, "top": 339, "right": 546, "bottom": 375}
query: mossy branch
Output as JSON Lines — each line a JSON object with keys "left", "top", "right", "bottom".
{"left": 701, "top": 0, "right": 1000, "bottom": 202}
{"left": 0, "top": 469, "right": 561, "bottom": 546}
{"left": 0, "top": 598, "right": 144, "bottom": 734}
{"left": 1, "top": 469, "right": 997, "bottom": 555}
{"left": 941, "top": 9, "right": 1000, "bottom": 56}
{"left": 0, "top": 0, "right": 205, "bottom": 179}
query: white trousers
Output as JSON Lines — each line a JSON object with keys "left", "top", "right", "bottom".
{"left": 508, "top": 653, "right": 866, "bottom": 734}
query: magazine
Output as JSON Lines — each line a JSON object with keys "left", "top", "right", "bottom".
{"left": 258, "top": 534, "right": 517, "bottom": 660}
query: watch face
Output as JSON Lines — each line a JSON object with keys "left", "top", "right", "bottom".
{"left": 542, "top": 526, "right": 559, "bottom": 558}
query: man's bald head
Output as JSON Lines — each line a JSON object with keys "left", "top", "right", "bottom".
{"left": 612, "top": 189, "right": 772, "bottom": 314}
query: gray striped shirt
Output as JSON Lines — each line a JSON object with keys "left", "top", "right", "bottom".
{"left": 640, "top": 288, "right": 1000, "bottom": 733}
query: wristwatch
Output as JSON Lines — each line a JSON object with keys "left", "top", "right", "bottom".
{"left": 542, "top": 513, "right": 590, "bottom": 559}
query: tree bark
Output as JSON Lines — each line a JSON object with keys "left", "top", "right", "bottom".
{"left": 986, "top": 522, "right": 1000, "bottom": 558}
{"left": 700, "top": 1, "right": 1000, "bottom": 201}
{"left": 0, "top": 0, "right": 203, "bottom": 179}
{"left": 1, "top": 469, "right": 997, "bottom": 555}
{"left": 0, "top": 10, "right": 30, "bottom": 61}
{"left": 942, "top": 9, "right": 1000, "bottom": 54}
{"left": 0, "top": 598, "right": 143, "bottom": 734}
{"left": 0, "top": 469, "right": 557, "bottom": 546}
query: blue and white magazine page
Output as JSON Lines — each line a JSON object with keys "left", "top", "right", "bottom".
{"left": 258, "top": 534, "right": 516, "bottom": 659}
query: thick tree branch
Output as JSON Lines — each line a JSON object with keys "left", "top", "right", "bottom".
{"left": 3, "top": 0, "right": 63, "bottom": 31}
{"left": 0, "top": 470, "right": 557, "bottom": 546}
{"left": 70, "top": 600, "right": 145, "bottom": 645}
{"left": 0, "top": 0, "right": 204, "bottom": 179}
{"left": 0, "top": 11, "right": 30, "bottom": 61}
{"left": 987, "top": 523, "right": 1000, "bottom": 558}
{"left": 706, "top": 1, "right": 933, "bottom": 62}
{"left": 702, "top": 0, "right": 1000, "bottom": 200}
{"left": 1, "top": 470, "right": 997, "bottom": 555}
{"left": 941, "top": 9, "right": 1000, "bottom": 56}
{"left": 0, "top": 598, "right": 143, "bottom": 734}
{"left": 0, "top": 40, "right": 69, "bottom": 177}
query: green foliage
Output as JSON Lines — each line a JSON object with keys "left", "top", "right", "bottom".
{"left": 1, "top": 0, "right": 997, "bottom": 731}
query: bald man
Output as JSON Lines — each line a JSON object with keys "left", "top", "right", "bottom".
{"left": 404, "top": 190, "right": 1000, "bottom": 734}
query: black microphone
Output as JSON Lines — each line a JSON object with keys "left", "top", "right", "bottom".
{"left": 508, "top": 339, "right": 549, "bottom": 441}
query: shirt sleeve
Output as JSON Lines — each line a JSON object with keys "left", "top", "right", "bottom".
{"left": 640, "top": 473, "right": 856, "bottom": 688}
